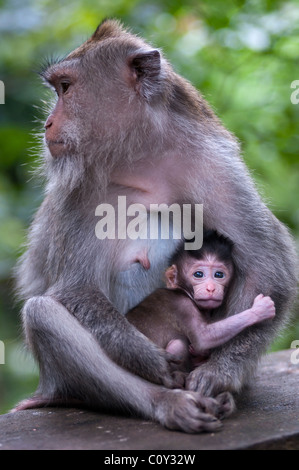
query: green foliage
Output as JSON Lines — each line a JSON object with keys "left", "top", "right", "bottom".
{"left": 0, "top": 0, "right": 298, "bottom": 413}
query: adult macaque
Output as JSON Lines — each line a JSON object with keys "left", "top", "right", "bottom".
{"left": 127, "top": 231, "right": 276, "bottom": 382}
{"left": 13, "top": 20, "right": 297, "bottom": 433}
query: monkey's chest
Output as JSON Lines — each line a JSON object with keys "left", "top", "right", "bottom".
{"left": 109, "top": 238, "right": 180, "bottom": 315}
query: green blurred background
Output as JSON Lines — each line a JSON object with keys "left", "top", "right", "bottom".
{"left": 0, "top": 0, "right": 298, "bottom": 414}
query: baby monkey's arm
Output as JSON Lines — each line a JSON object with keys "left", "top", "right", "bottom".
{"left": 188, "top": 294, "right": 275, "bottom": 356}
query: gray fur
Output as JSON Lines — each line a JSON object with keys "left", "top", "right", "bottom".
{"left": 14, "top": 19, "right": 297, "bottom": 431}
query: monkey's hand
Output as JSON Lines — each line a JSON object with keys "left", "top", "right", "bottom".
{"left": 185, "top": 360, "right": 239, "bottom": 400}
{"left": 148, "top": 347, "right": 183, "bottom": 388}
{"left": 108, "top": 326, "right": 187, "bottom": 388}
{"left": 251, "top": 294, "right": 276, "bottom": 321}
{"left": 102, "top": 326, "right": 184, "bottom": 389}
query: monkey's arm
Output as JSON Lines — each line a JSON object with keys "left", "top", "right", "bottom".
{"left": 189, "top": 294, "right": 276, "bottom": 356}
{"left": 52, "top": 285, "right": 176, "bottom": 388}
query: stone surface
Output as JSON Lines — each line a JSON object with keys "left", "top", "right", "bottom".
{"left": 0, "top": 349, "right": 298, "bottom": 450}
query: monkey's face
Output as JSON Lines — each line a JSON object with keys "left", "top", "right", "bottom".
{"left": 39, "top": 20, "right": 196, "bottom": 193}
{"left": 39, "top": 51, "right": 146, "bottom": 191}
{"left": 166, "top": 255, "right": 233, "bottom": 311}
{"left": 41, "top": 33, "right": 164, "bottom": 164}
{"left": 41, "top": 57, "right": 122, "bottom": 158}
{"left": 188, "top": 255, "right": 233, "bottom": 310}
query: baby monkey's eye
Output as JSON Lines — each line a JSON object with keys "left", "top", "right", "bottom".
{"left": 193, "top": 271, "right": 204, "bottom": 278}
{"left": 214, "top": 271, "right": 225, "bottom": 279}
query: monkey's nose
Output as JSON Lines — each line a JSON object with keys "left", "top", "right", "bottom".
{"left": 44, "top": 116, "right": 53, "bottom": 129}
{"left": 206, "top": 283, "right": 216, "bottom": 293}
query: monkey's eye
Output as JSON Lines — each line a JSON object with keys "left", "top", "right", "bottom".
{"left": 214, "top": 271, "right": 225, "bottom": 279}
{"left": 61, "top": 81, "right": 70, "bottom": 94}
{"left": 193, "top": 271, "right": 204, "bottom": 279}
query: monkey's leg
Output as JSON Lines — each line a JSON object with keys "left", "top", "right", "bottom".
{"left": 16, "top": 295, "right": 231, "bottom": 433}
{"left": 52, "top": 286, "right": 178, "bottom": 389}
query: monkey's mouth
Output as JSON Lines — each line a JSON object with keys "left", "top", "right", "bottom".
{"left": 46, "top": 140, "right": 67, "bottom": 157}
{"left": 47, "top": 140, "right": 65, "bottom": 147}
{"left": 195, "top": 298, "right": 222, "bottom": 309}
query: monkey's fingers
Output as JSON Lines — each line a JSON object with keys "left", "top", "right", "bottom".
{"left": 156, "top": 390, "right": 223, "bottom": 433}
{"left": 213, "top": 392, "right": 235, "bottom": 419}
{"left": 173, "top": 392, "right": 223, "bottom": 433}
{"left": 165, "top": 351, "right": 183, "bottom": 365}
{"left": 180, "top": 411, "right": 223, "bottom": 434}
{"left": 254, "top": 293, "right": 264, "bottom": 301}
{"left": 171, "top": 370, "right": 188, "bottom": 389}
{"left": 185, "top": 363, "right": 237, "bottom": 401}
{"left": 192, "top": 393, "right": 233, "bottom": 419}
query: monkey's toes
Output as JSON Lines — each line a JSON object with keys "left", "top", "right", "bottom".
{"left": 155, "top": 389, "right": 223, "bottom": 433}
{"left": 214, "top": 392, "right": 236, "bottom": 419}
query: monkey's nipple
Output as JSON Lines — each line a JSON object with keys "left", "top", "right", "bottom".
{"left": 134, "top": 250, "right": 151, "bottom": 270}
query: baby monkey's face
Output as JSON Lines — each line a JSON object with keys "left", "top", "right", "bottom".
{"left": 165, "top": 254, "right": 233, "bottom": 310}
{"left": 187, "top": 255, "right": 233, "bottom": 310}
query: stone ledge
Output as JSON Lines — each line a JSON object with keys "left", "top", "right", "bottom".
{"left": 0, "top": 349, "right": 298, "bottom": 450}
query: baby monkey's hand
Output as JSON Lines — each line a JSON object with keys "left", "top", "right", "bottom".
{"left": 251, "top": 294, "right": 276, "bottom": 321}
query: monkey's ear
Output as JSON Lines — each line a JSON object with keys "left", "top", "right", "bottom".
{"left": 165, "top": 265, "right": 178, "bottom": 289}
{"left": 127, "top": 49, "right": 161, "bottom": 101}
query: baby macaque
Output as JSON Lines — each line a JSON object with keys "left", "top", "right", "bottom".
{"left": 127, "top": 231, "right": 276, "bottom": 380}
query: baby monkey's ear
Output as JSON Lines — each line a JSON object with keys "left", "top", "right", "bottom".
{"left": 165, "top": 264, "right": 178, "bottom": 288}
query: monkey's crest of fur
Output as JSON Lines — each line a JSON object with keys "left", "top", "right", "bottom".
{"left": 92, "top": 18, "right": 127, "bottom": 41}
{"left": 67, "top": 20, "right": 225, "bottom": 122}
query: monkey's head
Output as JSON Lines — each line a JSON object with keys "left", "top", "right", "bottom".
{"left": 165, "top": 231, "right": 234, "bottom": 310}
{"left": 40, "top": 21, "right": 166, "bottom": 170}
{"left": 38, "top": 19, "right": 220, "bottom": 190}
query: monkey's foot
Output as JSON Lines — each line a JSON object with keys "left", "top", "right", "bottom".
{"left": 154, "top": 389, "right": 226, "bottom": 433}
{"left": 10, "top": 396, "right": 85, "bottom": 412}
{"left": 214, "top": 392, "right": 235, "bottom": 419}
